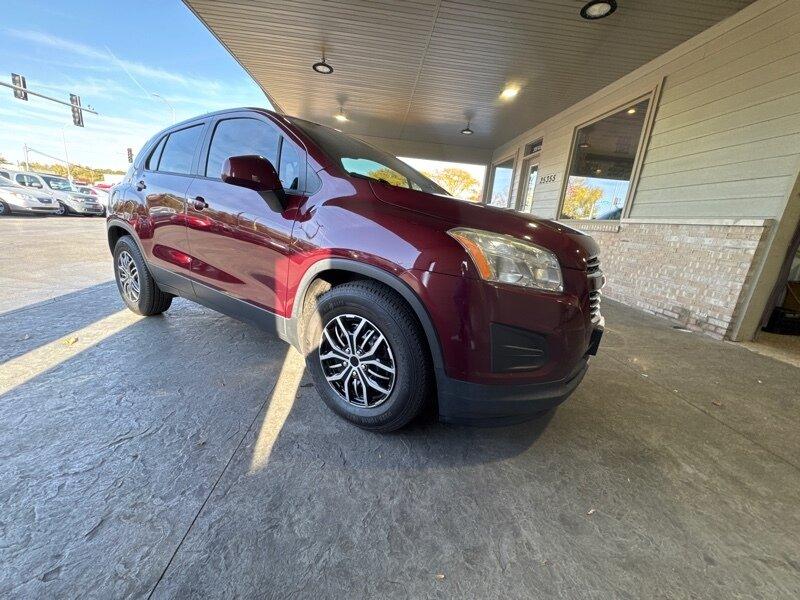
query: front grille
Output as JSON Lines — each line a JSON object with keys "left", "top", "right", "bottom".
{"left": 586, "top": 254, "right": 603, "bottom": 324}
{"left": 586, "top": 255, "right": 601, "bottom": 276}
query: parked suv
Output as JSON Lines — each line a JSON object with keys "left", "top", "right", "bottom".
{"left": 8, "top": 170, "right": 104, "bottom": 216}
{"left": 108, "top": 108, "right": 604, "bottom": 431}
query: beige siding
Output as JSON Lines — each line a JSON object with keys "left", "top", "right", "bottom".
{"left": 492, "top": 0, "right": 800, "bottom": 221}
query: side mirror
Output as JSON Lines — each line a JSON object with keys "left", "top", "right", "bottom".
{"left": 221, "top": 155, "right": 283, "bottom": 194}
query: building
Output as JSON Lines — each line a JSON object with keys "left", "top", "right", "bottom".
{"left": 185, "top": 0, "right": 800, "bottom": 341}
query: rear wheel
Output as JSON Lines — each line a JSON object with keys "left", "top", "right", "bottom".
{"left": 113, "top": 236, "right": 173, "bottom": 316}
{"left": 0, "top": 201, "right": 10, "bottom": 216}
{"left": 302, "top": 280, "right": 432, "bottom": 432}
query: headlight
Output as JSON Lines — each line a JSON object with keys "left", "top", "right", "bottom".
{"left": 448, "top": 227, "right": 563, "bottom": 292}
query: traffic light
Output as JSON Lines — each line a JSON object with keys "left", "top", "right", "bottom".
{"left": 127, "top": 148, "right": 133, "bottom": 163}
{"left": 70, "top": 94, "right": 84, "bottom": 127}
{"left": 11, "top": 73, "right": 27, "bottom": 100}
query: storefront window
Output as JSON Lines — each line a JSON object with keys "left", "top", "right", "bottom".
{"left": 487, "top": 158, "right": 514, "bottom": 207}
{"left": 560, "top": 98, "right": 650, "bottom": 220}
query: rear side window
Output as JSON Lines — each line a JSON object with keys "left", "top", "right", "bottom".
{"left": 206, "top": 118, "right": 280, "bottom": 178}
{"left": 146, "top": 136, "right": 167, "bottom": 171}
{"left": 158, "top": 125, "right": 204, "bottom": 175}
{"left": 0, "top": 171, "right": 9, "bottom": 179}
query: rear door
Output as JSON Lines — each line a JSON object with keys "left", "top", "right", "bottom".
{"left": 185, "top": 113, "right": 305, "bottom": 315}
{"left": 132, "top": 122, "right": 206, "bottom": 288}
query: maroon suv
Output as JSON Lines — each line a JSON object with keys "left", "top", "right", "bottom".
{"left": 108, "top": 108, "right": 604, "bottom": 431}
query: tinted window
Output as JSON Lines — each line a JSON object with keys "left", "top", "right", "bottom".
{"left": 16, "top": 174, "right": 43, "bottom": 188}
{"left": 560, "top": 98, "right": 650, "bottom": 221}
{"left": 0, "top": 171, "right": 9, "bottom": 179}
{"left": 146, "top": 136, "right": 167, "bottom": 171}
{"left": 42, "top": 176, "right": 74, "bottom": 191}
{"left": 279, "top": 141, "right": 301, "bottom": 190}
{"left": 206, "top": 118, "right": 279, "bottom": 178}
{"left": 159, "top": 125, "right": 203, "bottom": 175}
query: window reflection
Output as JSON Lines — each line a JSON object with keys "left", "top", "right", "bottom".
{"left": 561, "top": 98, "right": 650, "bottom": 220}
{"left": 488, "top": 158, "right": 514, "bottom": 207}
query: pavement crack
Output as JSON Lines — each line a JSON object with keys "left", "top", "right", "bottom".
{"left": 145, "top": 377, "right": 281, "bottom": 599}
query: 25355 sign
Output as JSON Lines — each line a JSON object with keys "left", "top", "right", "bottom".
{"left": 539, "top": 173, "right": 557, "bottom": 184}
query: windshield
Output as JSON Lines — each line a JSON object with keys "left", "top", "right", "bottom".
{"left": 287, "top": 117, "right": 449, "bottom": 195}
{"left": 42, "top": 176, "right": 75, "bottom": 192}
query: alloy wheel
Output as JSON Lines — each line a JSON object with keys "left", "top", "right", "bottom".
{"left": 117, "top": 250, "right": 141, "bottom": 303}
{"left": 319, "top": 314, "right": 396, "bottom": 408}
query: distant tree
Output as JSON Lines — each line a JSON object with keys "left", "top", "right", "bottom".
{"left": 562, "top": 178, "right": 603, "bottom": 219}
{"left": 0, "top": 154, "right": 9, "bottom": 165}
{"left": 421, "top": 167, "right": 481, "bottom": 201}
{"left": 367, "top": 166, "right": 409, "bottom": 187}
{"left": 27, "top": 162, "right": 125, "bottom": 184}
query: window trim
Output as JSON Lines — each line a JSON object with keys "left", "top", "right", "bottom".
{"left": 556, "top": 83, "right": 662, "bottom": 223}
{"left": 150, "top": 122, "right": 207, "bottom": 177}
{"left": 196, "top": 112, "right": 308, "bottom": 194}
{"left": 483, "top": 149, "right": 519, "bottom": 208}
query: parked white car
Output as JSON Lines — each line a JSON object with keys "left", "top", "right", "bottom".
{"left": 74, "top": 185, "right": 109, "bottom": 215}
{"left": 5, "top": 170, "right": 104, "bottom": 216}
{"left": 0, "top": 175, "right": 61, "bottom": 216}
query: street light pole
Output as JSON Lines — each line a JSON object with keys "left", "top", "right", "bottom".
{"left": 61, "top": 125, "right": 72, "bottom": 181}
{"left": 23, "top": 144, "right": 30, "bottom": 171}
{"left": 152, "top": 93, "right": 175, "bottom": 123}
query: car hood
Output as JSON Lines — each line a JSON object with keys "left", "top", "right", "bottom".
{"left": 369, "top": 181, "right": 599, "bottom": 271}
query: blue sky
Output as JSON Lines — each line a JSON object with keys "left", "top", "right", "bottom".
{"left": 0, "top": 0, "right": 270, "bottom": 170}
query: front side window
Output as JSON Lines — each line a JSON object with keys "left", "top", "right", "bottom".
{"left": 158, "top": 124, "right": 204, "bottom": 175}
{"left": 278, "top": 141, "right": 301, "bottom": 191}
{"left": 487, "top": 158, "right": 514, "bottom": 207}
{"left": 560, "top": 98, "right": 650, "bottom": 221}
{"left": 206, "top": 118, "right": 280, "bottom": 179}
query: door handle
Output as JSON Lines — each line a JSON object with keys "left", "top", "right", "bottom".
{"left": 191, "top": 196, "right": 208, "bottom": 210}
{"left": 136, "top": 180, "right": 147, "bottom": 191}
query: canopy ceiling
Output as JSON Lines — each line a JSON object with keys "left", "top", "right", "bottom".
{"left": 184, "top": 0, "right": 754, "bottom": 154}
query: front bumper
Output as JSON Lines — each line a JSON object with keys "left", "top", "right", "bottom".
{"left": 436, "top": 325, "right": 602, "bottom": 426}
{"left": 67, "top": 201, "right": 105, "bottom": 215}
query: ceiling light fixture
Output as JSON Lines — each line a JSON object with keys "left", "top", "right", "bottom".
{"left": 334, "top": 107, "right": 348, "bottom": 122}
{"left": 627, "top": 107, "right": 637, "bottom": 114}
{"left": 580, "top": 0, "right": 617, "bottom": 20}
{"left": 460, "top": 120, "right": 474, "bottom": 135}
{"left": 312, "top": 52, "right": 334, "bottom": 74}
{"left": 500, "top": 84, "right": 520, "bottom": 100}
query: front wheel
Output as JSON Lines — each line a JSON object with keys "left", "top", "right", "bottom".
{"left": 113, "top": 236, "right": 173, "bottom": 316}
{"left": 302, "top": 281, "right": 432, "bottom": 432}
{"left": 0, "top": 201, "right": 10, "bottom": 216}
{"left": 55, "top": 202, "right": 67, "bottom": 216}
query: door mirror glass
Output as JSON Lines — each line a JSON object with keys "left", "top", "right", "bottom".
{"left": 221, "top": 155, "right": 282, "bottom": 193}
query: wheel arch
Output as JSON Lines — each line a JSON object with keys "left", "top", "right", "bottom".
{"left": 289, "top": 259, "right": 446, "bottom": 382}
{"left": 106, "top": 219, "right": 141, "bottom": 255}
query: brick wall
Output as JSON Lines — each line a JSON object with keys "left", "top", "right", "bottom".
{"left": 576, "top": 220, "right": 772, "bottom": 339}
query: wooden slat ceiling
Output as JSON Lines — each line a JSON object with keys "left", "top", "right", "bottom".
{"left": 184, "top": 0, "right": 754, "bottom": 152}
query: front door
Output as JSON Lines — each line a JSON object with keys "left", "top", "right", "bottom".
{"left": 184, "top": 115, "right": 304, "bottom": 316}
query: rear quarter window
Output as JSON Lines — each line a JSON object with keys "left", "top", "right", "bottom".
{"left": 157, "top": 124, "right": 204, "bottom": 175}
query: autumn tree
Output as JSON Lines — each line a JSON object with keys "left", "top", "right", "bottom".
{"left": 366, "top": 166, "right": 409, "bottom": 187}
{"left": 562, "top": 178, "right": 603, "bottom": 219}
{"left": 421, "top": 167, "right": 481, "bottom": 201}
{"left": 27, "top": 162, "right": 125, "bottom": 184}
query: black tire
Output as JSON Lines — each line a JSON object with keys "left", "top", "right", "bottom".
{"left": 301, "top": 280, "right": 432, "bottom": 432}
{"left": 0, "top": 201, "right": 10, "bottom": 216}
{"left": 113, "top": 236, "right": 173, "bottom": 316}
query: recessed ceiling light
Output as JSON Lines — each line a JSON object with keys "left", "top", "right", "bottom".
{"left": 334, "top": 108, "right": 348, "bottom": 122}
{"left": 500, "top": 84, "right": 520, "bottom": 100}
{"left": 580, "top": 0, "right": 617, "bottom": 20}
{"left": 312, "top": 51, "right": 333, "bottom": 74}
{"left": 627, "top": 107, "right": 637, "bottom": 114}
{"left": 460, "top": 120, "right": 474, "bottom": 135}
